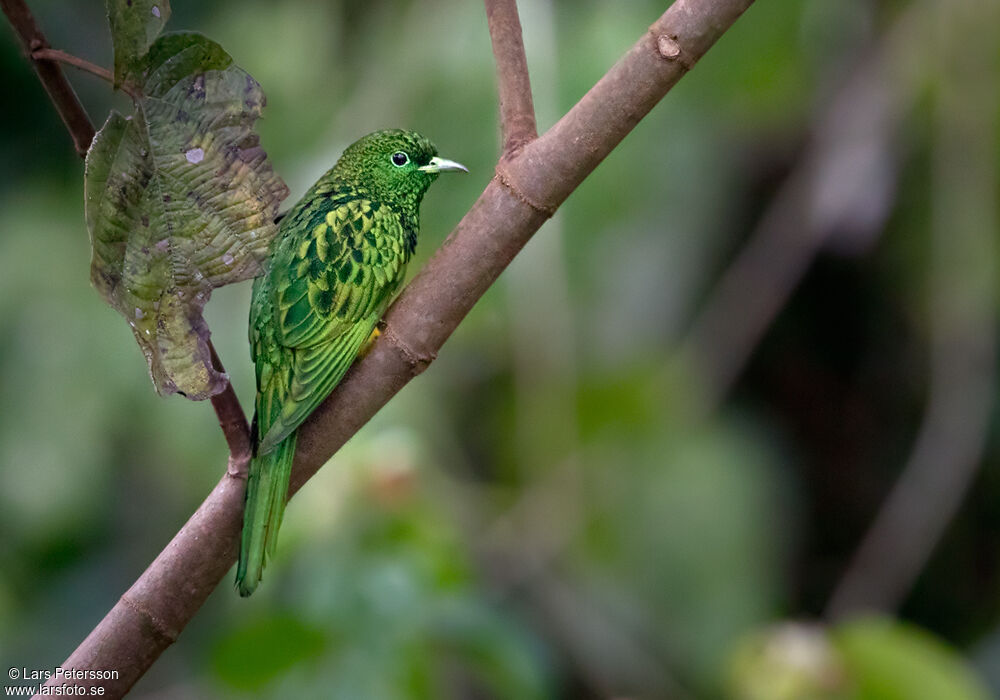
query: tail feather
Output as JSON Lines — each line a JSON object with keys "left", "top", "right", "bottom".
{"left": 235, "top": 431, "right": 297, "bottom": 597}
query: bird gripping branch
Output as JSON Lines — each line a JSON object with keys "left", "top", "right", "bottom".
{"left": 236, "top": 129, "right": 466, "bottom": 596}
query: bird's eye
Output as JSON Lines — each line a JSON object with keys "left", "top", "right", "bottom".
{"left": 391, "top": 151, "right": 409, "bottom": 167}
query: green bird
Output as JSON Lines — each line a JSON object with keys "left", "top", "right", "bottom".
{"left": 236, "top": 129, "right": 466, "bottom": 596}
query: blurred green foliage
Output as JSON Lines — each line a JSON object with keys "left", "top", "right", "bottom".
{"left": 2, "top": 1, "right": 999, "bottom": 699}
{"left": 834, "top": 618, "right": 993, "bottom": 700}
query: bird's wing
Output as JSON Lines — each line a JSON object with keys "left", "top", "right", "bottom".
{"left": 253, "top": 198, "right": 411, "bottom": 454}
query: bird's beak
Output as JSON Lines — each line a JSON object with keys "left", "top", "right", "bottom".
{"left": 419, "top": 156, "right": 468, "bottom": 173}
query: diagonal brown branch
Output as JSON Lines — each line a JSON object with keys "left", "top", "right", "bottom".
{"left": 34, "top": 1, "right": 754, "bottom": 696}
{"left": 1, "top": 0, "right": 95, "bottom": 156}
{"left": 1, "top": 1, "right": 252, "bottom": 489}
{"left": 484, "top": 0, "right": 537, "bottom": 156}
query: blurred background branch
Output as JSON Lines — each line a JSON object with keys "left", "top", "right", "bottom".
{"left": 827, "top": 0, "right": 999, "bottom": 619}
{"left": 682, "top": 4, "right": 922, "bottom": 410}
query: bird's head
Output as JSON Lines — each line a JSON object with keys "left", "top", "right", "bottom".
{"left": 333, "top": 129, "right": 467, "bottom": 206}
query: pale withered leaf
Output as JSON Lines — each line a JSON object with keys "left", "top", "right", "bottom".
{"left": 86, "top": 33, "right": 289, "bottom": 399}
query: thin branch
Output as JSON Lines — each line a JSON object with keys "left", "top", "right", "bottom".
{"left": 484, "top": 0, "right": 537, "bottom": 155}
{"left": 30, "top": 45, "right": 142, "bottom": 101}
{"left": 38, "top": 1, "right": 755, "bottom": 696}
{"left": 0, "top": 0, "right": 95, "bottom": 156}
{"left": 31, "top": 47, "right": 114, "bottom": 84}
{"left": 209, "top": 343, "right": 252, "bottom": 475}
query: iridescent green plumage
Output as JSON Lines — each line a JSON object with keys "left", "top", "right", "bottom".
{"left": 236, "top": 129, "right": 466, "bottom": 596}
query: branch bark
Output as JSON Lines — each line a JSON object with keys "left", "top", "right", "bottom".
{"left": 1, "top": 0, "right": 95, "bottom": 156}
{"left": 34, "top": 0, "right": 754, "bottom": 696}
{"left": 485, "top": 0, "right": 537, "bottom": 155}
{"left": 209, "top": 344, "right": 252, "bottom": 474}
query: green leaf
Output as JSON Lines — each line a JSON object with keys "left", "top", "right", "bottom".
{"left": 833, "top": 617, "right": 992, "bottom": 700}
{"left": 85, "top": 33, "right": 289, "bottom": 400}
{"left": 211, "top": 614, "right": 328, "bottom": 690}
{"left": 141, "top": 31, "right": 232, "bottom": 95}
{"left": 107, "top": 0, "right": 171, "bottom": 86}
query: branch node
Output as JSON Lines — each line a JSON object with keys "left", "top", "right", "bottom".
{"left": 494, "top": 164, "right": 558, "bottom": 218}
{"left": 500, "top": 131, "right": 535, "bottom": 160}
{"left": 657, "top": 35, "right": 681, "bottom": 59}
{"left": 381, "top": 323, "right": 436, "bottom": 376}
{"left": 651, "top": 30, "right": 695, "bottom": 70}
{"left": 119, "top": 594, "right": 179, "bottom": 645}
{"left": 226, "top": 454, "right": 250, "bottom": 479}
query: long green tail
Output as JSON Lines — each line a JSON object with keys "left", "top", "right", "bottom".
{"left": 236, "top": 431, "right": 297, "bottom": 597}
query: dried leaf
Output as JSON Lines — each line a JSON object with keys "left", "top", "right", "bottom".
{"left": 86, "top": 33, "right": 289, "bottom": 399}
